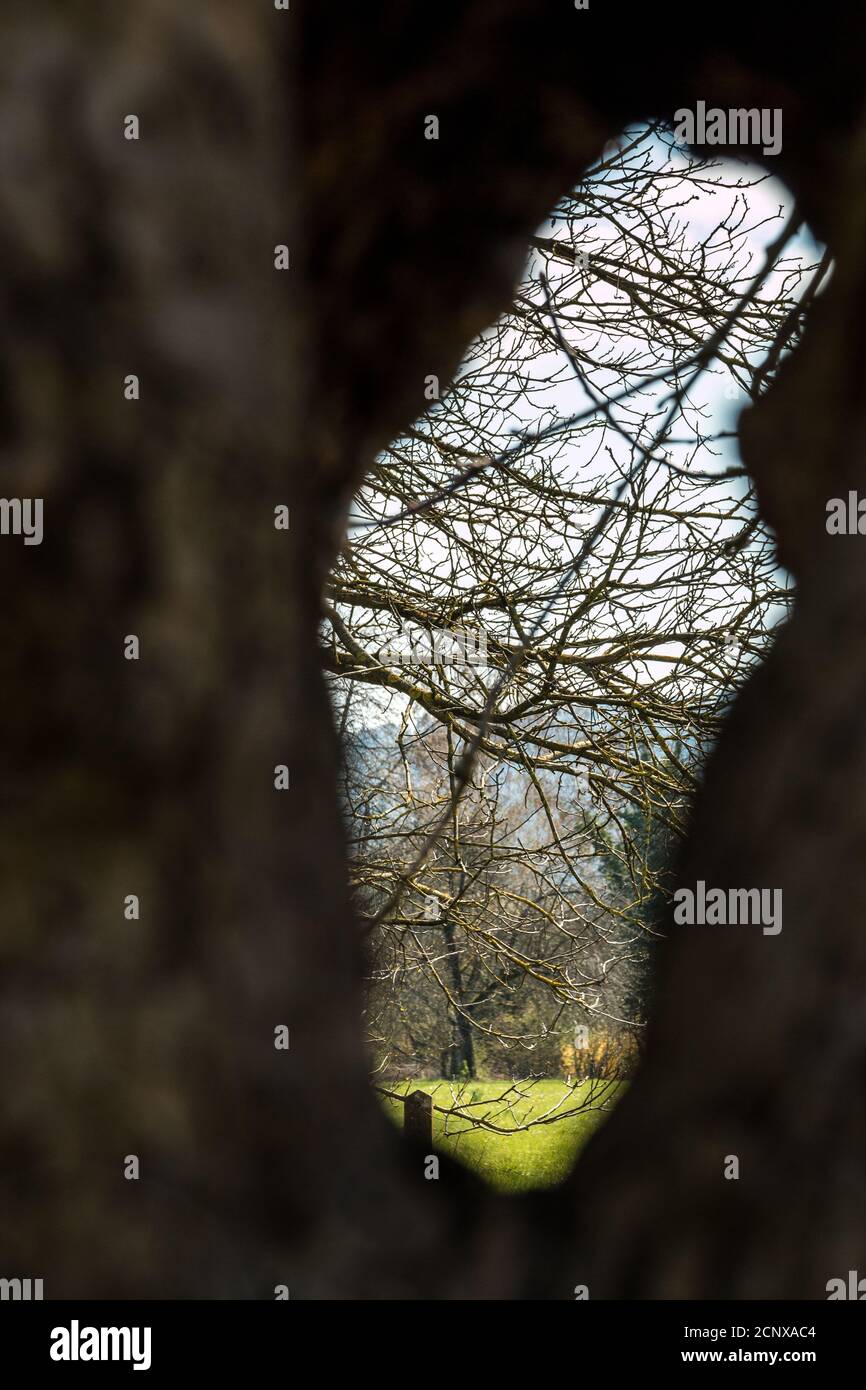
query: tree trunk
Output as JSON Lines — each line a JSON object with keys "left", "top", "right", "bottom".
{"left": 442, "top": 917, "right": 476, "bottom": 1080}
{"left": 1, "top": 0, "right": 865, "bottom": 1298}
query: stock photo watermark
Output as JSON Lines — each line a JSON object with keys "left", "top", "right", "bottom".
{"left": 378, "top": 620, "right": 489, "bottom": 668}
{"left": 0, "top": 1276, "right": 43, "bottom": 1300}
{"left": 673, "top": 102, "right": 782, "bottom": 157}
{"left": 826, "top": 493, "right": 866, "bottom": 534}
{"left": 826, "top": 1271, "right": 866, "bottom": 1299}
{"left": 50, "top": 1322, "right": 152, "bottom": 1371}
{"left": 0, "top": 497, "right": 43, "bottom": 546}
{"left": 673, "top": 881, "right": 783, "bottom": 935}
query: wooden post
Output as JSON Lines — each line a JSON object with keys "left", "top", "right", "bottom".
{"left": 404, "top": 1089, "right": 433, "bottom": 1147}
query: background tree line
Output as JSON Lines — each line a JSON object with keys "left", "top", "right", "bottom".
{"left": 326, "top": 127, "right": 822, "bottom": 1120}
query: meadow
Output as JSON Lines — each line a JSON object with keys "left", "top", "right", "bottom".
{"left": 381, "top": 1078, "right": 623, "bottom": 1192}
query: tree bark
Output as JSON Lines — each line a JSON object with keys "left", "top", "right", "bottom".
{"left": 1, "top": 0, "right": 865, "bottom": 1298}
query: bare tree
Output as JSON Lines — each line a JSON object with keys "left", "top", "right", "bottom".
{"left": 330, "top": 133, "right": 821, "bottom": 1127}
{"left": 1, "top": 0, "right": 865, "bottom": 1302}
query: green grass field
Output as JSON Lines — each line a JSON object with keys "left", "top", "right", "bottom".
{"left": 380, "top": 1078, "right": 623, "bottom": 1192}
